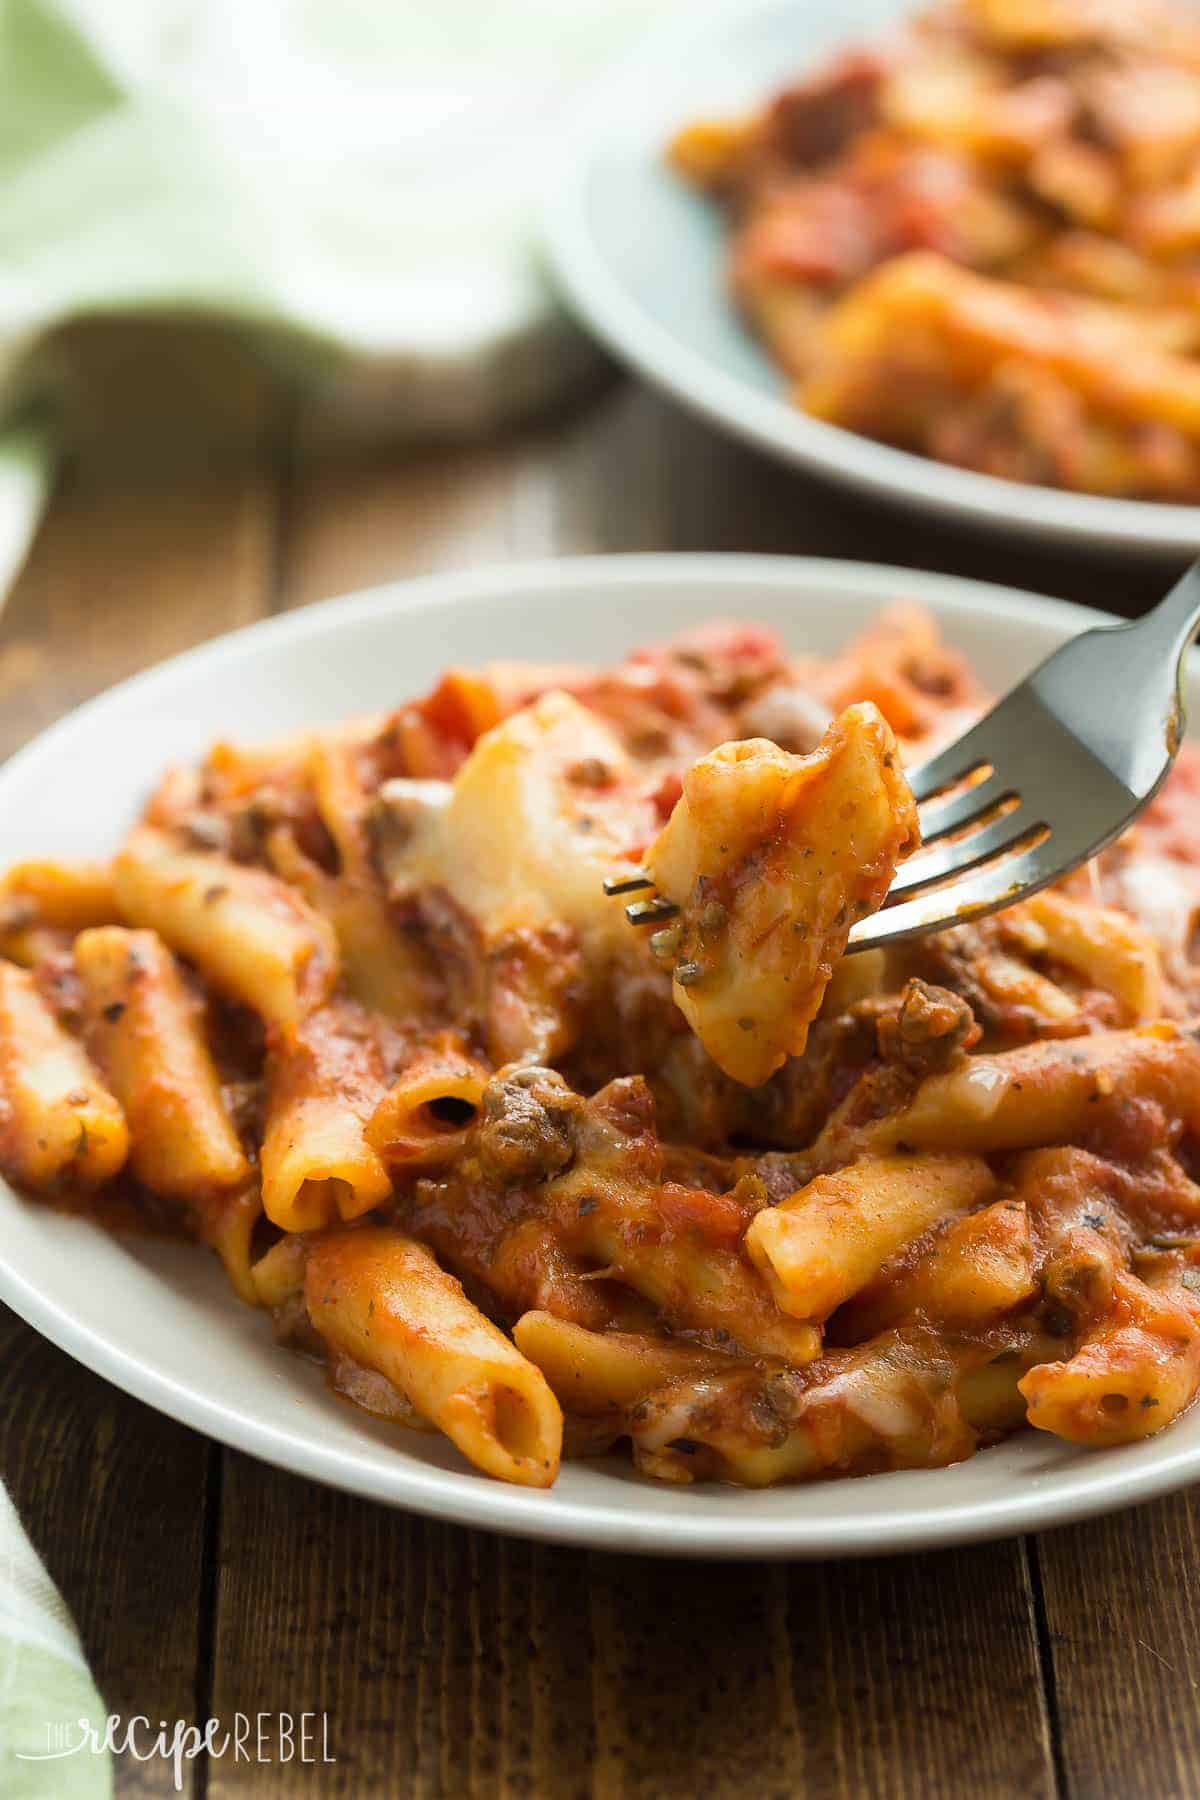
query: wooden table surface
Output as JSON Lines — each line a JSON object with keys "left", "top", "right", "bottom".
{"left": 2, "top": 380, "right": 1197, "bottom": 1799}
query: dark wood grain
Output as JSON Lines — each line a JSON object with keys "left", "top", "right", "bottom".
{"left": 207, "top": 1458, "right": 568, "bottom": 1798}
{"left": 1033, "top": 1496, "right": 1200, "bottom": 1800}
{"left": 0, "top": 469, "right": 277, "bottom": 760}
{"left": 588, "top": 1546, "right": 1053, "bottom": 1800}
{"left": 281, "top": 385, "right": 1179, "bottom": 620}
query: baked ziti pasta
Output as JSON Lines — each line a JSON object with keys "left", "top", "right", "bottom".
{"left": 6, "top": 603, "right": 1200, "bottom": 1490}
{"left": 671, "top": 0, "right": 1200, "bottom": 501}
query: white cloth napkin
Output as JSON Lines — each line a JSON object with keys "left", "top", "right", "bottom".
{"left": 0, "top": 0, "right": 672, "bottom": 607}
{"left": 0, "top": 1485, "right": 110, "bottom": 1796}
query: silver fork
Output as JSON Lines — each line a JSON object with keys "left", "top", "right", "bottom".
{"left": 607, "top": 562, "right": 1200, "bottom": 951}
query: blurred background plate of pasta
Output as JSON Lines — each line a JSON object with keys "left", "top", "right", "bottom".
{"left": 543, "top": 0, "right": 1200, "bottom": 555}
{"left": 5, "top": 552, "right": 1200, "bottom": 1560}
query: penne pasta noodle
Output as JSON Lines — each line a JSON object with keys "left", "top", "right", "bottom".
{"left": 800, "top": 1025, "right": 1200, "bottom": 1175}
{"left": 75, "top": 927, "right": 250, "bottom": 1201}
{"left": 201, "top": 1183, "right": 263, "bottom": 1305}
{"left": 428, "top": 1211, "right": 658, "bottom": 1337}
{"left": 552, "top": 1170, "right": 821, "bottom": 1363}
{"left": 250, "top": 1232, "right": 310, "bottom": 1311}
{"left": 0, "top": 962, "right": 128, "bottom": 1190}
{"left": 0, "top": 859, "right": 118, "bottom": 931}
{"left": 204, "top": 730, "right": 325, "bottom": 798}
{"left": 1020, "top": 1273, "right": 1200, "bottom": 1445}
{"left": 260, "top": 1001, "right": 394, "bottom": 1231}
{"left": 900, "top": 1024, "right": 1200, "bottom": 1146}
{"left": 306, "top": 1228, "right": 562, "bottom": 1486}
{"left": 630, "top": 1368, "right": 822, "bottom": 1486}
{"left": 644, "top": 705, "right": 918, "bottom": 1085}
{"left": 1011, "top": 889, "right": 1163, "bottom": 1022}
{"left": 835, "top": 1196, "right": 1038, "bottom": 1339}
{"left": 113, "top": 827, "right": 338, "bottom": 1028}
{"left": 627, "top": 1323, "right": 1029, "bottom": 1487}
{"left": 0, "top": 859, "right": 120, "bottom": 965}
{"left": 745, "top": 1153, "right": 995, "bottom": 1322}
{"left": 264, "top": 739, "right": 437, "bottom": 1022}
{"left": 366, "top": 1031, "right": 491, "bottom": 1169}
{"left": 200, "top": 717, "right": 381, "bottom": 803}
{"left": 512, "top": 1311, "right": 737, "bottom": 1414}
{"left": 265, "top": 822, "right": 434, "bottom": 1026}
{"left": 0, "top": 923, "right": 73, "bottom": 971}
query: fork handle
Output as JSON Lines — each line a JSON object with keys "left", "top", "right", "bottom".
{"left": 1028, "top": 558, "right": 1200, "bottom": 794}
{"left": 1126, "top": 557, "right": 1200, "bottom": 671}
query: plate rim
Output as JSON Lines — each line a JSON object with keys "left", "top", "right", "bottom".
{"left": 4, "top": 550, "right": 1200, "bottom": 1559}
{"left": 541, "top": 0, "right": 1200, "bottom": 557}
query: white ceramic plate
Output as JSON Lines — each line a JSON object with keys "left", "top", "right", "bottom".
{"left": 3, "top": 555, "right": 1198, "bottom": 1557}
{"left": 543, "top": 0, "right": 1200, "bottom": 557}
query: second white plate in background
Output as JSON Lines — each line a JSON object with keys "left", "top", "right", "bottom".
{"left": 543, "top": 0, "right": 1200, "bottom": 557}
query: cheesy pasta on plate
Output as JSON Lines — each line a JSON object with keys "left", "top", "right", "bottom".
{"left": 4, "top": 603, "right": 1200, "bottom": 1491}
{"left": 671, "top": 0, "right": 1200, "bottom": 501}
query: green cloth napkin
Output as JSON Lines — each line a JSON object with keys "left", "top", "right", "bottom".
{"left": 0, "top": 0, "right": 669, "bottom": 607}
{"left": 0, "top": 1484, "right": 110, "bottom": 1797}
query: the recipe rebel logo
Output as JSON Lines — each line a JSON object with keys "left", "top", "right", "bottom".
{"left": 16, "top": 1711, "right": 337, "bottom": 1789}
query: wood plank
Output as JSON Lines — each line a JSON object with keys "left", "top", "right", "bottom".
{"left": 1033, "top": 1495, "right": 1200, "bottom": 1800}
{"left": 558, "top": 384, "right": 1171, "bottom": 620}
{"left": 0, "top": 459, "right": 281, "bottom": 1795}
{"left": 279, "top": 428, "right": 566, "bottom": 609}
{"left": 207, "top": 1458, "right": 595, "bottom": 1799}
{"left": 588, "top": 1547, "right": 1054, "bottom": 1800}
{"left": 282, "top": 385, "right": 1170, "bottom": 619}
{"left": 0, "top": 466, "right": 277, "bottom": 759}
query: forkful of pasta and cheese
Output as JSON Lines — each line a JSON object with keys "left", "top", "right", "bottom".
{"left": 610, "top": 560, "right": 1200, "bottom": 1083}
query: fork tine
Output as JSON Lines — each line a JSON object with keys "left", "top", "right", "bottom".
{"left": 916, "top": 772, "right": 1017, "bottom": 844}
{"left": 603, "top": 870, "right": 653, "bottom": 896}
{"left": 885, "top": 806, "right": 1042, "bottom": 903}
{"left": 626, "top": 895, "right": 679, "bottom": 926}
{"left": 848, "top": 841, "right": 1056, "bottom": 952}
{"left": 905, "top": 733, "right": 992, "bottom": 805}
